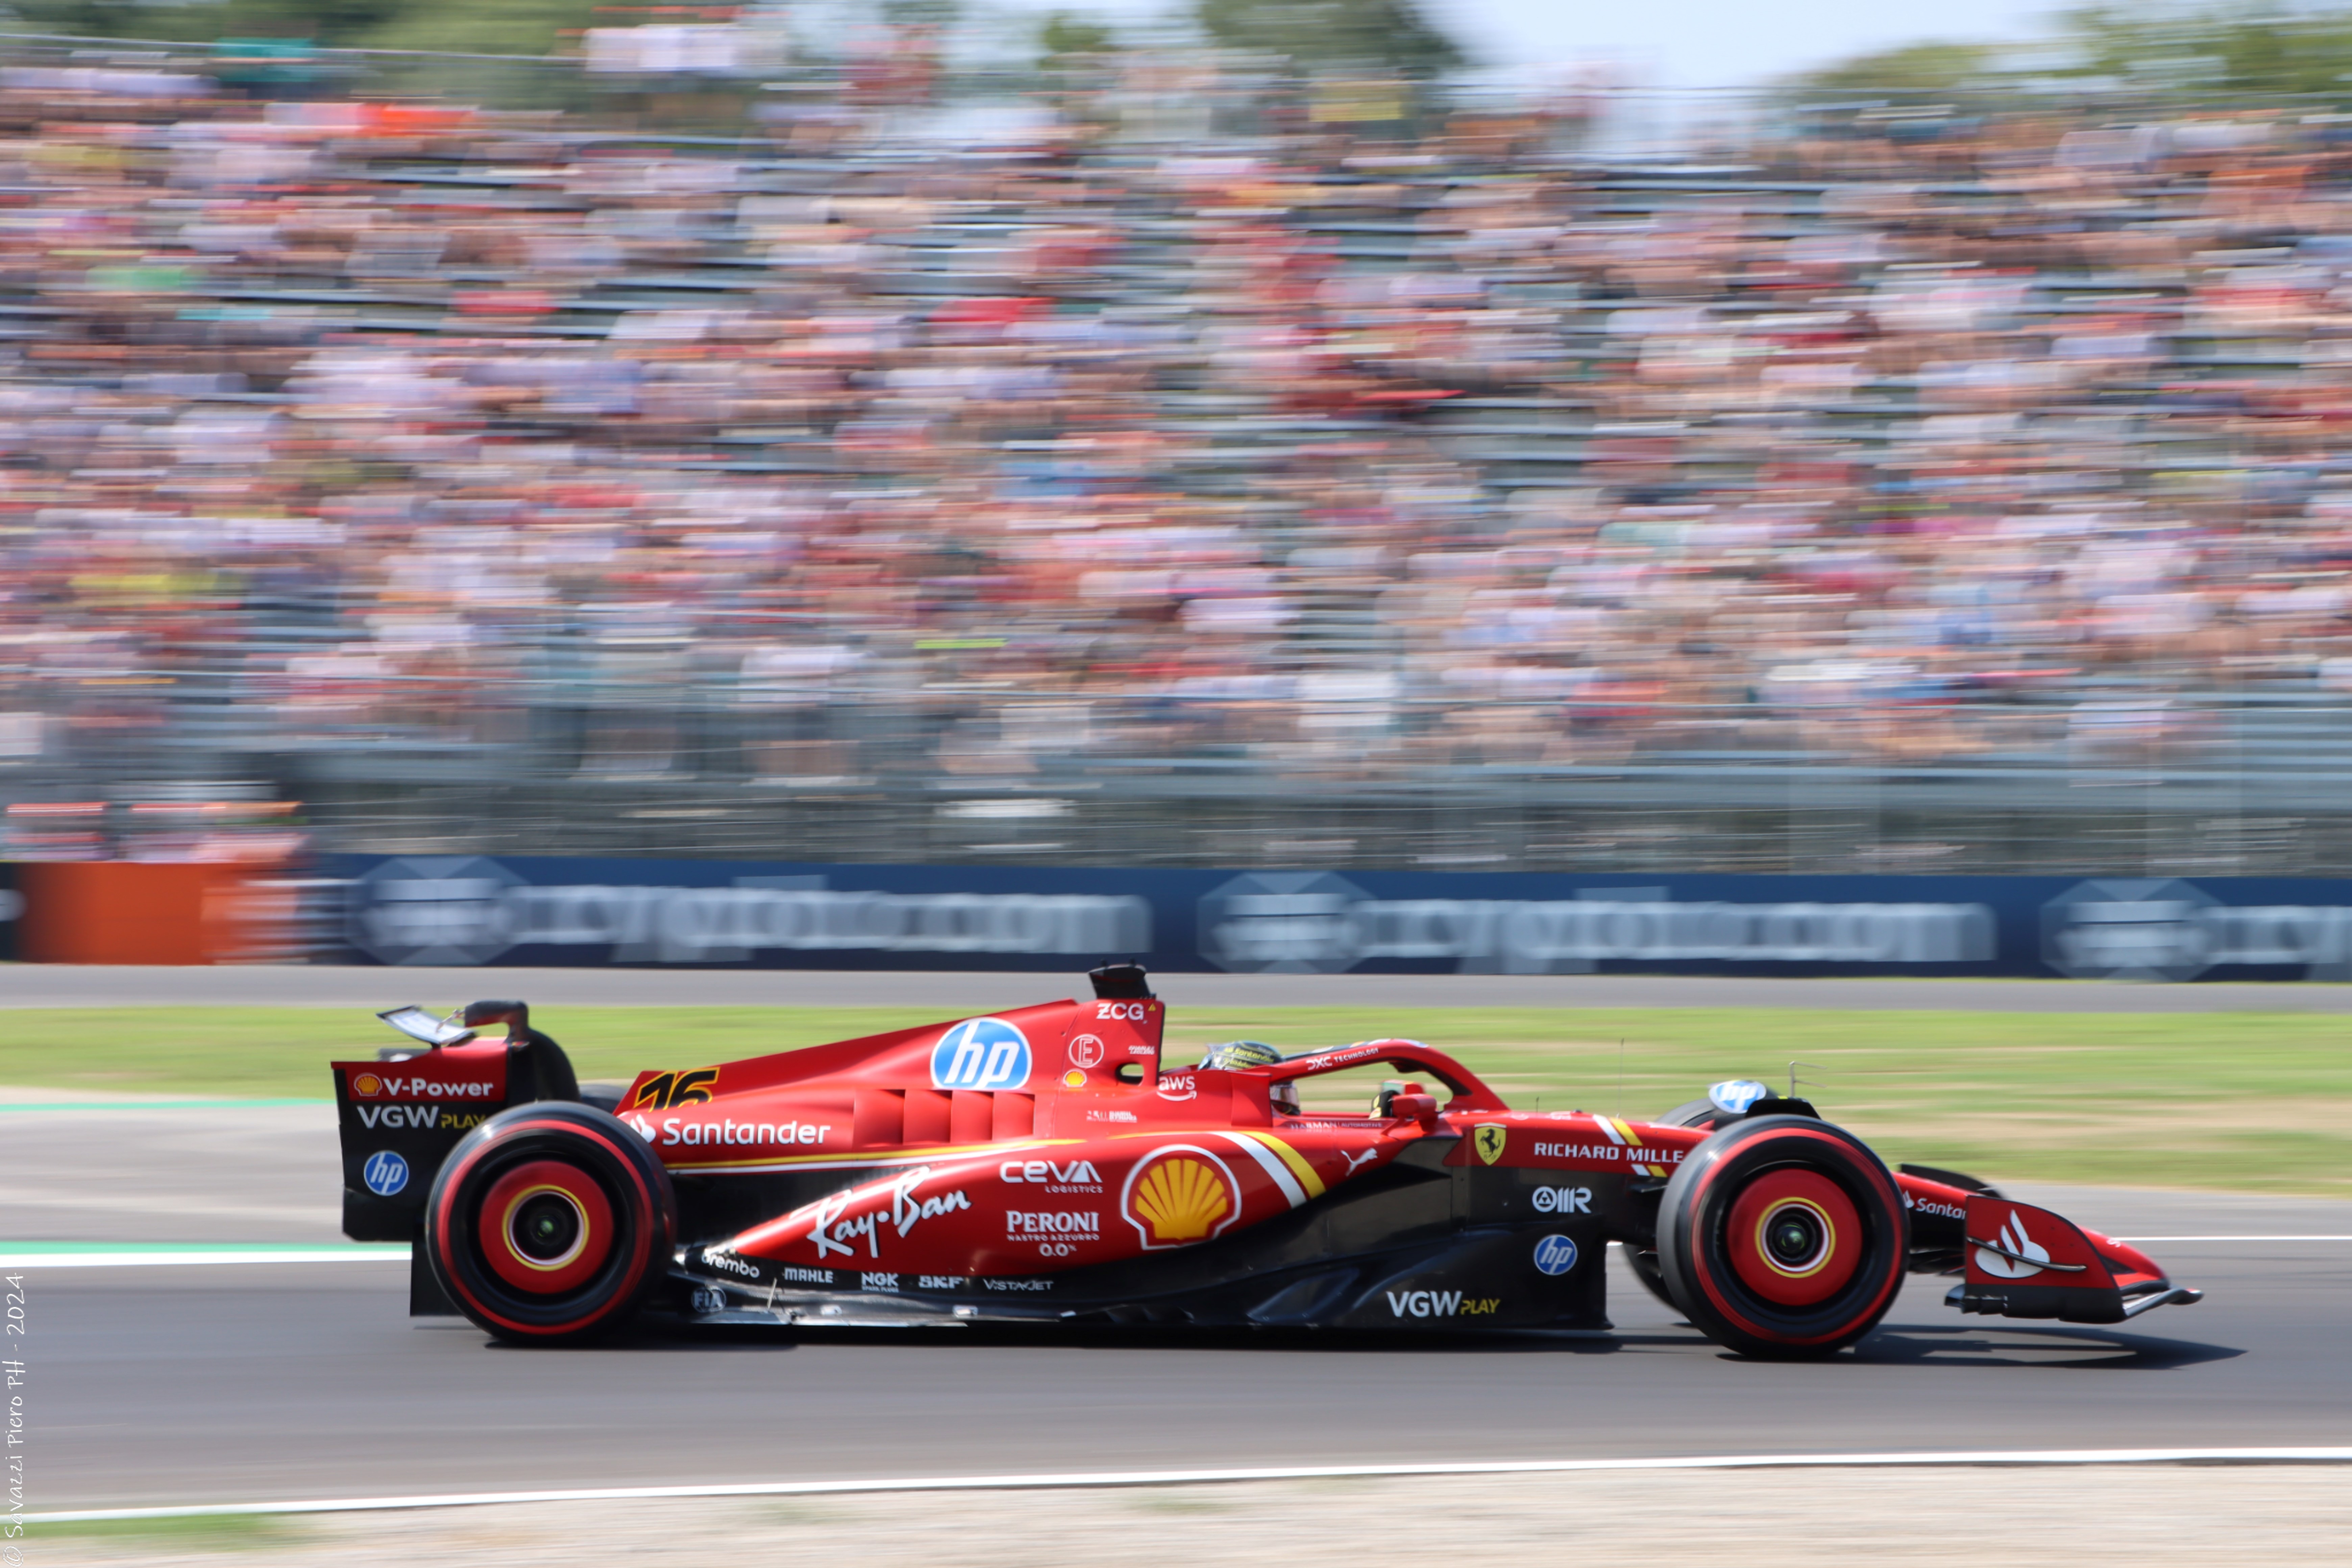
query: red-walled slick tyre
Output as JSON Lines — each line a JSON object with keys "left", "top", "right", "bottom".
{"left": 1626, "top": 1098, "right": 1731, "bottom": 1311}
{"left": 425, "top": 1102, "right": 676, "bottom": 1345}
{"left": 1657, "top": 1115, "right": 1908, "bottom": 1359}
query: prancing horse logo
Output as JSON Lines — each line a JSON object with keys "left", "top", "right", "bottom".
{"left": 1474, "top": 1125, "right": 1507, "bottom": 1165}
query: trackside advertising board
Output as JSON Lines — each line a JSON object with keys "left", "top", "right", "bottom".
{"left": 320, "top": 855, "right": 2352, "bottom": 981}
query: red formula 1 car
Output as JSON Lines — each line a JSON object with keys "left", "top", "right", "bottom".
{"left": 333, "top": 965, "right": 2202, "bottom": 1356}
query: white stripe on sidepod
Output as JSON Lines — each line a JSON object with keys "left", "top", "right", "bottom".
{"left": 2111, "top": 1236, "right": 2352, "bottom": 1243}
{"left": 27, "top": 1450, "right": 2352, "bottom": 1523}
{"left": 1209, "top": 1132, "right": 1307, "bottom": 1208}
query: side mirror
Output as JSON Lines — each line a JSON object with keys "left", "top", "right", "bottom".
{"left": 1388, "top": 1093, "right": 1439, "bottom": 1127}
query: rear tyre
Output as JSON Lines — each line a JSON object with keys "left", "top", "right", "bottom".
{"left": 1625, "top": 1099, "right": 1731, "bottom": 1310}
{"left": 1657, "top": 1114, "right": 1908, "bottom": 1359}
{"left": 425, "top": 1102, "right": 675, "bottom": 1345}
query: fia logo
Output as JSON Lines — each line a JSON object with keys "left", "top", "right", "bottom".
{"left": 1473, "top": 1125, "right": 1508, "bottom": 1165}
{"left": 362, "top": 1150, "right": 409, "bottom": 1198}
{"left": 930, "top": 1018, "right": 1032, "bottom": 1091}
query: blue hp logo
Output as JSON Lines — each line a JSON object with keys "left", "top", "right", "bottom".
{"left": 1708, "top": 1079, "right": 1771, "bottom": 1115}
{"left": 363, "top": 1150, "right": 410, "bottom": 1198}
{"left": 1532, "top": 1233, "right": 1578, "bottom": 1277}
{"left": 930, "top": 1018, "right": 1032, "bottom": 1091}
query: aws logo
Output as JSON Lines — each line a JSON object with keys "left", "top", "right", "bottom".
{"left": 1122, "top": 1147, "right": 1241, "bottom": 1250}
{"left": 1386, "top": 1289, "right": 1501, "bottom": 1319}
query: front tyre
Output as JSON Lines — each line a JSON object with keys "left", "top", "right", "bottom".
{"left": 426, "top": 1102, "right": 676, "bottom": 1345}
{"left": 1626, "top": 1099, "right": 1731, "bottom": 1309}
{"left": 1657, "top": 1115, "right": 1907, "bottom": 1359}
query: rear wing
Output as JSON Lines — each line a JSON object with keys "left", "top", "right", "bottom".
{"left": 331, "top": 1000, "right": 572, "bottom": 1245}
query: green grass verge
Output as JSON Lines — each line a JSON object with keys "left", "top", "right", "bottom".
{"left": 2, "top": 1005, "right": 2347, "bottom": 1196}
{"left": 27, "top": 1513, "right": 307, "bottom": 1549}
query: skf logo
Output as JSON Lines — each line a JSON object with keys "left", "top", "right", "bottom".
{"left": 1474, "top": 1125, "right": 1507, "bottom": 1165}
{"left": 1122, "top": 1147, "right": 1241, "bottom": 1250}
{"left": 1385, "top": 1290, "right": 1501, "bottom": 1319}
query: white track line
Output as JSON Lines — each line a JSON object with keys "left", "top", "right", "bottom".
{"left": 29, "top": 1450, "right": 2352, "bottom": 1524}
{"left": 0, "top": 1249, "right": 408, "bottom": 1269}
{"left": 2110, "top": 1236, "right": 2352, "bottom": 1243}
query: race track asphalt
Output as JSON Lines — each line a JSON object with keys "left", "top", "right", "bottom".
{"left": 17, "top": 1152, "right": 2351, "bottom": 1509}
{"left": 26, "top": 1222, "right": 2352, "bottom": 1511}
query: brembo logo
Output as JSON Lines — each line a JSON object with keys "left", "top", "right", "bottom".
{"left": 701, "top": 1249, "right": 761, "bottom": 1280}
{"left": 1974, "top": 1209, "right": 2051, "bottom": 1279}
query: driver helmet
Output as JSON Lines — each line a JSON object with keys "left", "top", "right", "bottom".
{"left": 1199, "top": 1040, "right": 1300, "bottom": 1116}
{"left": 1199, "top": 1040, "right": 1282, "bottom": 1072}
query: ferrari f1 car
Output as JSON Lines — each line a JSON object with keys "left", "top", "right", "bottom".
{"left": 333, "top": 965, "right": 2201, "bottom": 1357}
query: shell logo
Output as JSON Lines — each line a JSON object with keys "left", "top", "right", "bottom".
{"left": 351, "top": 1072, "right": 384, "bottom": 1098}
{"left": 1122, "top": 1146, "right": 1241, "bottom": 1250}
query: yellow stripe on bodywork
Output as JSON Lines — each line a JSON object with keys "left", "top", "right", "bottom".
{"left": 1110, "top": 1129, "right": 1330, "bottom": 1203}
{"left": 1614, "top": 1118, "right": 1644, "bottom": 1147}
{"left": 1232, "top": 1131, "right": 1327, "bottom": 1199}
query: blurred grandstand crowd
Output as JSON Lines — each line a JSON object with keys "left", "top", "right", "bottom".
{"left": 7, "top": 55, "right": 2352, "bottom": 856}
